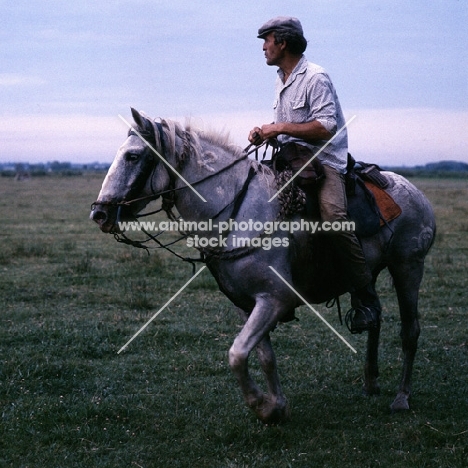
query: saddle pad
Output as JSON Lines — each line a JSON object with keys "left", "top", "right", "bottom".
{"left": 363, "top": 181, "right": 402, "bottom": 225}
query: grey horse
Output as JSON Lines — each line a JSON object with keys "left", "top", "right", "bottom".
{"left": 91, "top": 108, "right": 436, "bottom": 424}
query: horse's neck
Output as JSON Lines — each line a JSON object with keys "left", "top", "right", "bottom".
{"left": 172, "top": 138, "right": 278, "bottom": 223}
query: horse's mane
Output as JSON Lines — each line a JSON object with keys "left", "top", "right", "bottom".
{"left": 185, "top": 121, "right": 245, "bottom": 160}
{"left": 184, "top": 121, "right": 275, "bottom": 179}
{"left": 135, "top": 113, "right": 271, "bottom": 176}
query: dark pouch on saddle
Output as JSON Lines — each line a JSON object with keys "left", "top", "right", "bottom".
{"left": 347, "top": 177, "right": 381, "bottom": 237}
{"left": 357, "top": 163, "right": 389, "bottom": 188}
{"left": 346, "top": 153, "right": 389, "bottom": 192}
{"left": 275, "top": 142, "right": 325, "bottom": 186}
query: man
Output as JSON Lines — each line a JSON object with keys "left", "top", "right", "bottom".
{"left": 249, "top": 16, "right": 379, "bottom": 333}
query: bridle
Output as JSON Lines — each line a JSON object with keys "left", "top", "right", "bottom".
{"left": 91, "top": 121, "right": 268, "bottom": 271}
{"left": 92, "top": 122, "right": 258, "bottom": 212}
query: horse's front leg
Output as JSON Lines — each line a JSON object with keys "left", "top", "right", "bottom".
{"left": 352, "top": 278, "right": 382, "bottom": 396}
{"left": 364, "top": 323, "right": 381, "bottom": 396}
{"left": 255, "top": 333, "right": 290, "bottom": 423}
{"left": 229, "top": 299, "right": 290, "bottom": 424}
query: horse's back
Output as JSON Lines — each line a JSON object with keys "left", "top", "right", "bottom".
{"left": 383, "top": 172, "right": 433, "bottom": 213}
{"left": 377, "top": 171, "right": 436, "bottom": 260}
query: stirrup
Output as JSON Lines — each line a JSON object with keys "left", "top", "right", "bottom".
{"left": 345, "top": 306, "right": 378, "bottom": 334}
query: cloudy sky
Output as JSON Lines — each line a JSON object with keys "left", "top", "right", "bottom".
{"left": 1, "top": 0, "right": 467, "bottom": 166}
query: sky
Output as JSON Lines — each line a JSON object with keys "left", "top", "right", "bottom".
{"left": 1, "top": 0, "right": 467, "bottom": 167}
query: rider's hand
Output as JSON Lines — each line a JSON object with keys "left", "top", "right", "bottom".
{"left": 259, "top": 123, "right": 281, "bottom": 140}
{"left": 248, "top": 127, "right": 264, "bottom": 146}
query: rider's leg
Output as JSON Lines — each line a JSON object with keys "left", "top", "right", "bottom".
{"left": 314, "top": 164, "right": 381, "bottom": 333}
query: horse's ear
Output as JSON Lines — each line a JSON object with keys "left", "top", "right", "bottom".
{"left": 131, "top": 107, "right": 144, "bottom": 127}
{"left": 131, "top": 107, "right": 153, "bottom": 134}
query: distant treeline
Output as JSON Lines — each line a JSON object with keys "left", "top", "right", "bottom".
{"left": 1, "top": 160, "right": 468, "bottom": 178}
{"left": 0, "top": 161, "right": 110, "bottom": 178}
{"left": 383, "top": 161, "right": 468, "bottom": 179}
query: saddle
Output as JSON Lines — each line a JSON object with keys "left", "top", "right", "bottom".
{"left": 345, "top": 154, "right": 402, "bottom": 237}
{"left": 272, "top": 146, "right": 401, "bottom": 238}
{"left": 273, "top": 142, "right": 325, "bottom": 186}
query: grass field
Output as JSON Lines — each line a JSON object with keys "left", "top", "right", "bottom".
{"left": 0, "top": 174, "right": 467, "bottom": 468}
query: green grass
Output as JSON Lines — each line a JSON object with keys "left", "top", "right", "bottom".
{"left": 0, "top": 175, "right": 467, "bottom": 467}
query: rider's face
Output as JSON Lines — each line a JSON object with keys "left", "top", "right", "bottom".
{"left": 262, "top": 33, "right": 285, "bottom": 66}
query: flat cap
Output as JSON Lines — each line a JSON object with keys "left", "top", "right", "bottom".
{"left": 257, "top": 16, "right": 304, "bottom": 38}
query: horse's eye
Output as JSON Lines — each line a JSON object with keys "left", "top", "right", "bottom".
{"left": 125, "top": 153, "right": 140, "bottom": 162}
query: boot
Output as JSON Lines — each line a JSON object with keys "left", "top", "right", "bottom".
{"left": 345, "top": 283, "right": 381, "bottom": 334}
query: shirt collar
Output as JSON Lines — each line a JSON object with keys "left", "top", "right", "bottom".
{"left": 277, "top": 54, "right": 308, "bottom": 84}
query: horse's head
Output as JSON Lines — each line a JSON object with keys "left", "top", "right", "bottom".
{"left": 90, "top": 108, "right": 172, "bottom": 233}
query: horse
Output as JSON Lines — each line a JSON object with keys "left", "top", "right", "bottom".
{"left": 90, "top": 108, "right": 436, "bottom": 424}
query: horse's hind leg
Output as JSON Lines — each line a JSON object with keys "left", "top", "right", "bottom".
{"left": 388, "top": 260, "right": 424, "bottom": 411}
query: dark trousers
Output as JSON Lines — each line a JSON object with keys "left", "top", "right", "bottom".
{"left": 302, "top": 164, "right": 372, "bottom": 291}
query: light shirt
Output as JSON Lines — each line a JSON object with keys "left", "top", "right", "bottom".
{"left": 274, "top": 55, "right": 348, "bottom": 173}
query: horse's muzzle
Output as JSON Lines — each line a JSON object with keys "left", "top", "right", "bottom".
{"left": 90, "top": 203, "right": 120, "bottom": 233}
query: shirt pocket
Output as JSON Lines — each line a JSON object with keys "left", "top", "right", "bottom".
{"left": 292, "top": 99, "right": 306, "bottom": 110}
{"left": 289, "top": 98, "right": 308, "bottom": 121}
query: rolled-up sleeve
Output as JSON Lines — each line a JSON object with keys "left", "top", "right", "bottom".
{"left": 308, "top": 74, "right": 338, "bottom": 134}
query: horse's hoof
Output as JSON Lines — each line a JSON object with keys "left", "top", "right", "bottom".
{"left": 390, "top": 392, "right": 410, "bottom": 412}
{"left": 254, "top": 395, "right": 290, "bottom": 425}
{"left": 363, "top": 383, "right": 380, "bottom": 396}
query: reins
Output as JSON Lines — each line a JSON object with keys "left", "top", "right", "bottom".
{"left": 112, "top": 205, "right": 204, "bottom": 275}
{"left": 110, "top": 159, "right": 259, "bottom": 273}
